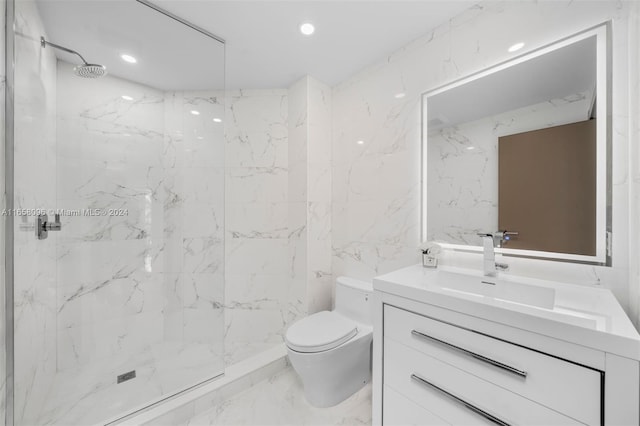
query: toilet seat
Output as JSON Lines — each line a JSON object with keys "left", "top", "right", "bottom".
{"left": 285, "top": 311, "right": 358, "bottom": 353}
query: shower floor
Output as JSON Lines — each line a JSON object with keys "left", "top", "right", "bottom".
{"left": 31, "top": 342, "right": 224, "bottom": 426}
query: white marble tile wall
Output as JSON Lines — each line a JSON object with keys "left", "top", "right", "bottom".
{"left": 428, "top": 93, "right": 592, "bottom": 245}
{"left": 288, "top": 76, "right": 334, "bottom": 316}
{"left": 224, "top": 89, "right": 291, "bottom": 365}
{"left": 55, "top": 61, "right": 166, "bottom": 373}
{"left": 287, "top": 77, "right": 308, "bottom": 329}
{"left": 332, "top": 0, "right": 639, "bottom": 321}
{"left": 307, "top": 77, "right": 333, "bottom": 313}
{"left": 162, "top": 90, "right": 225, "bottom": 354}
{"left": 12, "top": 1, "right": 58, "bottom": 423}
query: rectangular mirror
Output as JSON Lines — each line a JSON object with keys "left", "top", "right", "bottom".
{"left": 422, "top": 23, "right": 611, "bottom": 265}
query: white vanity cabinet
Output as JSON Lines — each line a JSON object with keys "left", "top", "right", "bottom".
{"left": 372, "top": 265, "right": 640, "bottom": 426}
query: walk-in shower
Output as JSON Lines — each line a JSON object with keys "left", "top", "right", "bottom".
{"left": 3, "top": 0, "right": 226, "bottom": 424}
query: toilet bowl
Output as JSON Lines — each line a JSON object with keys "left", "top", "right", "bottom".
{"left": 285, "top": 276, "right": 373, "bottom": 408}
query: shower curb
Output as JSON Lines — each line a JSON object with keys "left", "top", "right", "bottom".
{"left": 107, "top": 344, "right": 288, "bottom": 426}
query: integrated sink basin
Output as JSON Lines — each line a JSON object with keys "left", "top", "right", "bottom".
{"left": 433, "top": 270, "right": 556, "bottom": 309}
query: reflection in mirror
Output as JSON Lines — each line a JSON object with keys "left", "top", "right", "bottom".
{"left": 423, "top": 24, "right": 610, "bottom": 264}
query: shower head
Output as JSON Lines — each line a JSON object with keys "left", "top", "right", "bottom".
{"left": 73, "top": 63, "right": 107, "bottom": 79}
{"left": 41, "top": 36, "right": 107, "bottom": 78}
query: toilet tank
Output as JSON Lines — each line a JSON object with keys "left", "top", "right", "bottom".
{"left": 334, "top": 276, "right": 373, "bottom": 325}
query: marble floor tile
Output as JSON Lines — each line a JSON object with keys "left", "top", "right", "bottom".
{"left": 184, "top": 367, "right": 372, "bottom": 426}
{"left": 36, "top": 342, "right": 224, "bottom": 426}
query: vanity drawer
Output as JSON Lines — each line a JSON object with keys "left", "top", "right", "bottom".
{"left": 383, "top": 385, "right": 450, "bottom": 425}
{"left": 384, "top": 305, "right": 602, "bottom": 425}
{"left": 384, "top": 340, "right": 585, "bottom": 426}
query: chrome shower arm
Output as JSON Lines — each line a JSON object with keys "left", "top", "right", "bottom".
{"left": 40, "top": 36, "right": 89, "bottom": 65}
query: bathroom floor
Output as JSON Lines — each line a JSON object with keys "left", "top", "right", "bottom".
{"left": 183, "top": 366, "right": 373, "bottom": 425}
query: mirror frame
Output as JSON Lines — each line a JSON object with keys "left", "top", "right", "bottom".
{"left": 421, "top": 22, "right": 611, "bottom": 265}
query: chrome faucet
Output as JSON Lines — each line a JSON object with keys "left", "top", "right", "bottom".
{"left": 478, "top": 232, "right": 513, "bottom": 277}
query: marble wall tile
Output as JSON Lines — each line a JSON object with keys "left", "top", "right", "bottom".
{"left": 180, "top": 273, "right": 224, "bottom": 310}
{"left": 225, "top": 239, "right": 291, "bottom": 276}
{"left": 225, "top": 274, "right": 289, "bottom": 311}
{"left": 183, "top": 238, "right": 224, "bottom": 274}
{"left": 224, "top": 89, "right": 292, "bottom": 365}
{"left": 226, "top": 203, "right": 289, "bottom": 240}
{"left": 226, "top": 167, "right": 288, "bottom": 204}
{"left": 331, "top": 0, "right": 638, "bottom": 319}
{"left": 182, "top": 92, "right": 225, "bottom": 169}
{"left": 287, "top": 79, "right": 308, "bottom": 204}
{"left": 166, "top": 90, "right": 226, "bottom": 357}
{"left": 287, "top": 202, "right": 307, "bottom": 242}
{"left": 226, "top": 90, "right": 288, "bottom": 168}
{"left": 287, "top": 93, "right": 308, "bottom": 330}
{"left": 182, "top": 167, "right": 225, "bottom": 205}
{"left": 332, "top": 198, "right": 418, "bottom": 246}
{"left": 223, "top": 309, "right": 286, "bottom": 365}
{"left": 287, "top": 76, "right": 334, "bottom": 314}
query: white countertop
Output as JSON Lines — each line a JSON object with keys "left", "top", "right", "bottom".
{"left": 374, "top": 264, "right": 640, "bottom": 360}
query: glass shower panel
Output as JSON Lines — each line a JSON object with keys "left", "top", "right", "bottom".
{"left": 11, "top": 1, "right": 225, "bottom": 424}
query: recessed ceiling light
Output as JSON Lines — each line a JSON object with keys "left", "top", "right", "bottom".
{"left": 394, "top": 92, "right": 406, "bottom": 99}
{"left": 121, "top": 54, "right": 137, "bottom": 63}
{"left": 121, "top": 95, "right": 133, "bottom": 101}
{"left": 466, "top": 146, "right": 475, "bottom": 150}
{"left": 356, "top": 140, "right": 365, "bottom": 145}
{"left": 197, "top": 136, "right": 204, "bottom": 140}
{"left": 190, "top": 110, "right": 200, "bottom": 116}
{"left": 300, "top": 22, "right": 315, "bottom": 36}
{"left": 213, "top": 117, "right": 222, "bottom": 123}
{"left": 508, "top": 42, "right": 525, "bottom": 53}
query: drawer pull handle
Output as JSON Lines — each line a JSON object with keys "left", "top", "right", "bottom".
{"left": 411, "top": 329, "right": 528, "bottom": 378}
{"left": 411, "top": 373, "right": 511, "bottom": 426}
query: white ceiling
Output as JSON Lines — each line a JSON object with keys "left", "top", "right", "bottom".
{"left": 36, "top": 0, "right": 225, "bottom": 91}
{"left": 150, "top": 0, "right": 476, "bottom": 88}
{"left": 37, "top": 0, "right": 476, "bottom": 90}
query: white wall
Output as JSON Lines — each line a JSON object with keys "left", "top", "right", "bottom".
{"left": 223, "top": 79, "right": 333, "bottom": 365}
{"left": 332, "top": 1, "right": 640, "bottom": 324}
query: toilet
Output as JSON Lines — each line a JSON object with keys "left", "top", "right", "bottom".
{"left": 285, "top": 276, "right": 373, "bottom": 408}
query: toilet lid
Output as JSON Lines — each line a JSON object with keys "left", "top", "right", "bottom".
{"left": 285, "top": 311, "right": 358, "bottom": 353}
